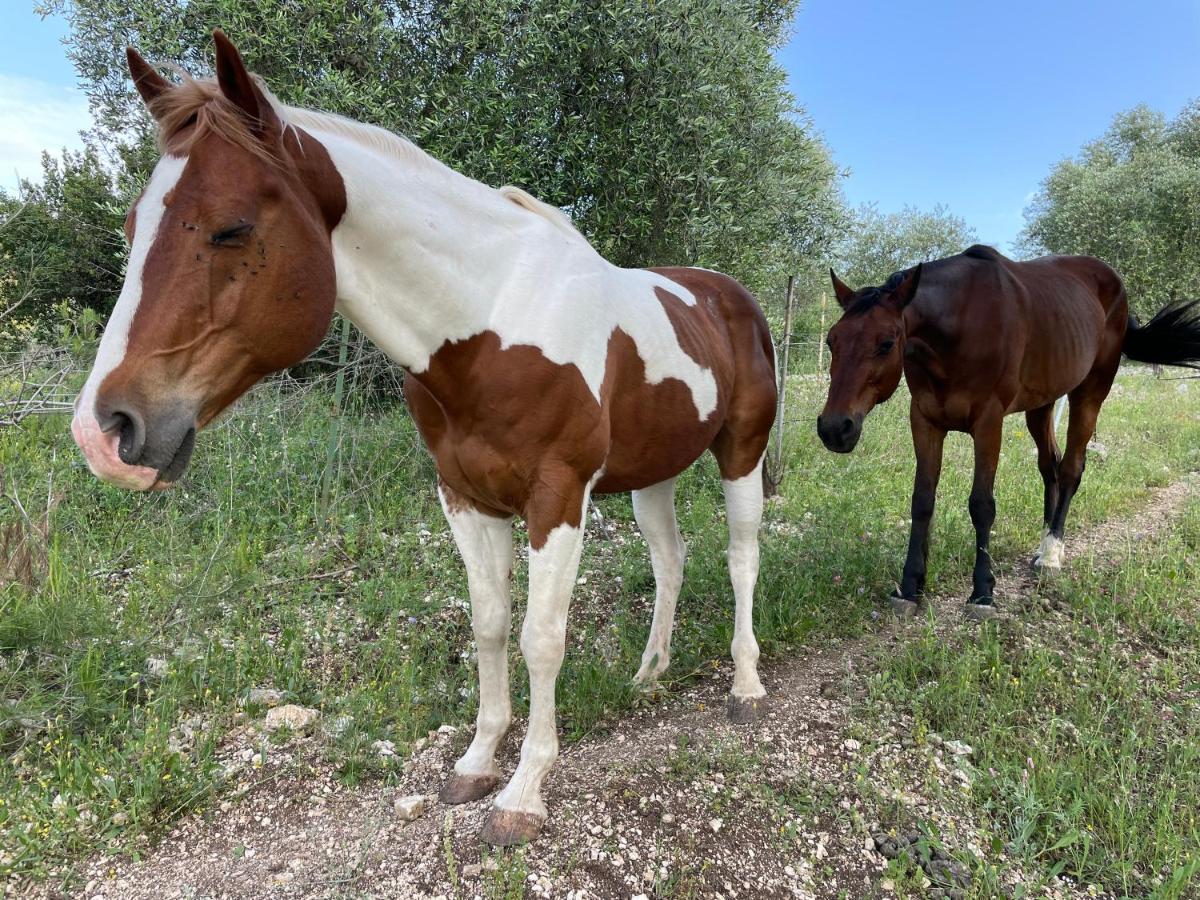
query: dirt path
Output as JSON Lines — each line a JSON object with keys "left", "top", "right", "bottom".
{"left": 66, "top": 478, "right": 1197, "bottom": 900}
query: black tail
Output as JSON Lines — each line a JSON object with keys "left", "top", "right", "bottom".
{"left": 1123, "top": 299, "right": 1200, "bottom": 370}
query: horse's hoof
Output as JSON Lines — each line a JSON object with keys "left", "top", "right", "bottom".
{"left": 479, "top": 808, "right": 545, "bottom": 846}
{"left": 964, "top": 602, "right": 998, "bottom": 622}
{"left": 727, "top": 694, "right": 766, "bottom": 724}
{"left": 890, "top": 596, "right": 920, "bottom": 619}
{"left": 439, "top": 773, "right": 499, "bottom": 805}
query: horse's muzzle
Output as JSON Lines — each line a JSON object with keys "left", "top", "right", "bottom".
{"left": 816, "top": 412, "right": 862, "bottom": 453}
{"left": 73, "top": 398, "right": 197, "bottom": 490}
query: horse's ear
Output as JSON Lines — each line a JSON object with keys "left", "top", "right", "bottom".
{"left": 127, "top": 47, "right": 171, "bottom": 110}
{"left": 213, "top": 30, "right": 276, "bottom": 132}
{"left": 891, "top": 263, "right": 923, "bottom": 309}
{"left": 830, "top": 269, "right": 856, "bottom": 309}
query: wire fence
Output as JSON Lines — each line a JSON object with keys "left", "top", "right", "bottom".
{"left": 1, "top": 281, "right": 834, "bottom": 507}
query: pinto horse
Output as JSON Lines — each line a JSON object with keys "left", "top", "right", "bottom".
{"left": 70, "top": 33, "right": 777, "bottom": 845}
{"left": 818, "top": 245, "right": 1200, "bottom": 619}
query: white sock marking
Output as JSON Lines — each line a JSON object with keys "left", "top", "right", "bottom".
{"left": 723, "top": 456, "right": 766, "bottom": 700}
{"left": 632, "top": 477, "right": 685, "bottom": 684}
{"left": 493, "top": 485, "right": 593, "bottom": 818}
{"left": 439, "top": 488, "right": 514, "bottom": 780}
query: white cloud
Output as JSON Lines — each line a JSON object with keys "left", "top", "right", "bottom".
{"left": 0, "top": 73, "right": 93, "bottom": 194}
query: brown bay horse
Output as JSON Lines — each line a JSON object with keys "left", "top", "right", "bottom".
{"left": 70, "top": 33, "right": 777, "bottom": 845}
{"left": 818, "top": 244, "right": 1200, "bottom": 619}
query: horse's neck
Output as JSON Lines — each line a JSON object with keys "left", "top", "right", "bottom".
{"left": 311, "top": 126, "right": 547, "bottom": 373}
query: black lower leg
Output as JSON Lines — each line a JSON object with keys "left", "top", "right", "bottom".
{"left": 968, "top": 488, "right": 996, "bottom": 604}
{"left": 898, "top": 489, "right": 934, "bottom": 599}
{"left": 1048, "top": 467, "right": 1083, "bottom": 539}
{"left": 1041, "top": 453, "right": 1060, "bottom": 529}
{"left": 897, "top": 412, "right": 944, "bottom": 604}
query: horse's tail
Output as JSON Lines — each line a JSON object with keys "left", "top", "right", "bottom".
{"left": 1123, "top": 299, "right": 1200, "bottom": 370}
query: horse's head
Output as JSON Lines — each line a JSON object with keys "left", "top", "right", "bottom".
{"left": 71, "top": 31, "right": 345, "bottom": 490}
{"left": 817, "top": 265, "right": 921, "bottom": 453}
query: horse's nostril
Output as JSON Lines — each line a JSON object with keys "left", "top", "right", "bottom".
{"left": 99, "top": 407, "right": 146, "bottom": 465}
{"left": 839, "top": 417, "right": 855, "bottom": 435}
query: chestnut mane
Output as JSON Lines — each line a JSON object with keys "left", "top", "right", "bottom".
{"left": 146, "top": 72, "right": 588, "bottom": 244}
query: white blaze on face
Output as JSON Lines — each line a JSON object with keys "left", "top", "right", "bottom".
{"left": 70, "top": 154, "right": 188, "bottom": 490}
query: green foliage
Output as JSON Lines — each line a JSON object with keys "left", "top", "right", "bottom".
{"left": 39, "top": 0, "right": 845, "bottom": 301}
{"left": 0, "top": 146, "right": 128, "bottom": 332}
{"left": 834, "top": 203, "right": 978, "bottom": 289}
{"left": 1021, "top": 101, "right": 1200, "bottom": 319}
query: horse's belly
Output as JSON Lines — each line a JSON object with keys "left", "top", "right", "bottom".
{"left": 1012, "top": 304, "right": 1106, "bottom": 411}
{"left": 595, "top": 393, "right": 723, "bottom": 493}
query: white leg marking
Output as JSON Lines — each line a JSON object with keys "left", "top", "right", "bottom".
{"left": 1034, "top": 532, "right": 1065, "bottom": 569}
{"left": 632, "top": 477, "right": 685, "bottom": 685}
{"left": 439, "top": 488, "right": 514, "bottom": 779}
{"left": 493, "top": 489, "right": 592, "bottom": 819}
{"left": 723, "top": 457, "right": 766, "bottom": 701}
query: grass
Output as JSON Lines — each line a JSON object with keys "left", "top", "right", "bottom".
{"left": 2, "top": 362, "right": 1200, "bottom": 888}
{"left": 866, "top": 498, "right": 1200, "bottom": 898}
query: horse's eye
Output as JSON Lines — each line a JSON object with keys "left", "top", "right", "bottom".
{"left": 877, "top": 339, "right": 896, "bottom": 355}
{"left": 211, "top": 223, "right": 255, "bottom": 247}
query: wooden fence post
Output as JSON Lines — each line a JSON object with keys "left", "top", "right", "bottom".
{"left": 817, "top": 291, "right": 828, "bottom": 376}
{"left": 772, "top": 275, "right": 797, "bottom": 480}
{"left": 319, "top": 314, "right": 353, "bottom": 518}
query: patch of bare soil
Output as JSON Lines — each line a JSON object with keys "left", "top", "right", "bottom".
{"left": 58, "top": 479, "right": 1196, "bottom": 900}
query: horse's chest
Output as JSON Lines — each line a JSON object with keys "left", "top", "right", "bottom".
{"left": 403, "top": 333, "right": 612, "bottom": 513}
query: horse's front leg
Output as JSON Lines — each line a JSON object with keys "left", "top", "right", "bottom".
{"left": 894, "top": 408, "right": 945, "bottom": 615}
{"left": 480, "top": 472, "right": 593, "bottom": 846}
{"left": 965, "top": 413, "right": 1003, "bottom": 620}
{"left": 437, "top": 482, "right": 515, "bottom": 804}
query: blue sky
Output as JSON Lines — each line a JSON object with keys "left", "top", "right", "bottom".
{"left": 780, "top": 0, "right": 1200, "bottom": 250}
{"left": 2, "top": 3, "right": 1198, "bottom": 252}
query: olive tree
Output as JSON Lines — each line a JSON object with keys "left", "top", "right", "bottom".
{"left": 1021, "top": 102, "right": 1200, "bottom": 318}
{"left": 834, "top": 203, "right": 977, "bottom": 289}
{"left": 39, "top": 0, "right": 844, "bottom": 302}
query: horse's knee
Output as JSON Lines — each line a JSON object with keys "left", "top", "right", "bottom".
{"left": 968, "top": 491, "right": 995, "bottom": 526}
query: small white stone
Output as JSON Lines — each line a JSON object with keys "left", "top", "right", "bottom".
{"left": 244, "top": 687, "right": 284, "bottom": 707}
{"left": 709, "top": 817, "right": 723, "bottom": 833}
{"left": 264, "top": 704, "right": 320, "bottom": 733}
{"left": 146, "top": 658, "right": 169, "bottom": 678}
{"left": 394, "top": 795, "right": 425, "bottom": 822}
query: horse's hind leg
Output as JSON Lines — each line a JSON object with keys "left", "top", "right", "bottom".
{"left": 1039, "top": 367, "right": 1117, "bottom": 569}
{"left": 717, "top": 451, "right": 768, "bottom": 723}
{"left": 710, "top": 363, "right": 774, "bottom": 723}
{"left": 1026, "top": 403, "right": 1062, "bottom": 562}
{"left": 632, "top": 477, "right": 685, "bottom": 686}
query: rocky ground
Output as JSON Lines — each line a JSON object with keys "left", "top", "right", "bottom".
{"left": 44, "top": 478, "right": 1196, "bottom": 900}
